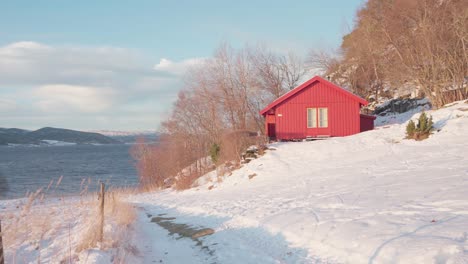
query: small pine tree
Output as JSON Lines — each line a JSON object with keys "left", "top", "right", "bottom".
{"left": 417, "top": 112, "right": 428, "bottom": 132}
{"left": 406, "top": 111, "right": 434, "bottom": 140}
{"left": 425, "top": 116, "right": 433, "bottom": 133}
{"left": 209, "top": 143, "right": 221, "bottom": 164}
{"left": 406, "top": 120, "right": 416, "bottom": 138}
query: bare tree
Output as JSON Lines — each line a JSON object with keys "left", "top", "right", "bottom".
{"left": 310, "top": 0, "right": 467, "bottom": 107}
{"left": 133, "top": 43, "right": 308, "bottom": 189}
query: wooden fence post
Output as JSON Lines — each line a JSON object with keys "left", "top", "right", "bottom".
{"left": 99, "top": 183, "right": 105, "bottom": 243}
{"left": 0, "top": 219, "right": 4, "bottom": 264}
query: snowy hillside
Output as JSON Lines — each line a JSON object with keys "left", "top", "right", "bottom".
{"left": 89, "top": 130, "right": 159, "bottom": 143}
{"left": 128, "top": 100, "right": 468, "bottom": 263}
{"left": 1, "top": 101, "right": 467, "bottom": 263}
{"left": 88, "top": 130, "right": 156, "bottom": 137}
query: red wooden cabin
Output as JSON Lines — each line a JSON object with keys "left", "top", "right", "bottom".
{"left": 260, "top": 76, "right": 376, "bottom": 140}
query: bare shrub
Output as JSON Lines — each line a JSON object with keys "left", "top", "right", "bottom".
{"left": 220, "top": 130, "right": 258, "bottom": 163}
{"left": 173, "top": 173, "right": 200, "bottom": 191}
{"left": 216, "top": 164, "right": 229, "bottom": 177}
{"left": 255, "top": 135, "right": 269, "bottom": 156}
{"left": 130, "top": 136, "right": 180, "bottom": 190}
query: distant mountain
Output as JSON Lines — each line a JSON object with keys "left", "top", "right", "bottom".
{"left": 0, "top": 127, "right": 121, "bottom": 145}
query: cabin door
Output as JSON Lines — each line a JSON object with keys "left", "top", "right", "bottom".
{"left": 267, "top": 123, "right": 276, "bottom": 138}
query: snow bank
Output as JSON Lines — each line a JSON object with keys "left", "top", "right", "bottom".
{"left": 40, "top": 139, "right": 77, "bottom": 146}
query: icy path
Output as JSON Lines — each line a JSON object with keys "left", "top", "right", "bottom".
{"left": 128, "top": 102, "right": 468, "bottom": 264}
{"left": 133, "top": 208, "right": 214, "bottom": 264}
{"left": 132, "top": 204, "right": 316, "bottom": 263}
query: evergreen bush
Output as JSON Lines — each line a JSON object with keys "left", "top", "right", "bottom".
{"left": 406, "top": 120, "right": 416, "bottom": 138}
{"left": 406, "top": 112, "right": 434, "bottom": 140}
{"left": 209, "top": 143, "right": 221, "bottom": 164}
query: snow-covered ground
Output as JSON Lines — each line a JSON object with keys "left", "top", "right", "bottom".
{"left": 1, "top": 100, "right": 467, "bottom": 263}
{"left": 0, "top": 192, "right": 139, "bottom": 263}
{"left": 129, "top": 100, "right": 468, "bottom": 263}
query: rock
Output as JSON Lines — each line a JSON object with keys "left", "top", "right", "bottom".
{"left": 374, "top": 98, "right": 431, "bottom": 116}
{"left": 191, "top": 228, "right": 215, "bottom": 239}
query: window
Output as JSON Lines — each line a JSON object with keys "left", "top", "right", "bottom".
{"left": 307, "top": 107, "right": 328, "bottom": 128}
{"left": 319, "top": 108, "right": 328, "bottom": 127}
{"left": 307, "top": 108, "right": 317, "bottom": 128}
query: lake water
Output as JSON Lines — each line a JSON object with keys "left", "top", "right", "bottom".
{"left": 0, "top": 144, "right": 139, "bottom": 200}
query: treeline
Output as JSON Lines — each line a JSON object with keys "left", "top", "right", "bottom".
{"left": 132, "top": 44, "right": 308, "bottom": 189}
{"left": 309, "top": 0, "right": 467, "bottom": 107}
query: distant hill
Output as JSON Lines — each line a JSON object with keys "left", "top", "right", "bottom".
{"left": 0, "top": 128, "right": 34, "bottom": 145}
{"left": 0, "top": 127, "right": 121, "bottom": 145}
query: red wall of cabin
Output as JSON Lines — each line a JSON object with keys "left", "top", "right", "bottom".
{"left": 273, "top": 81, "right": 361, "bottom": 139}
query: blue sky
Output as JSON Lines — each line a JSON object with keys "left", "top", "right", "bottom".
{"left": 0, "top": 0, "right": 363, "bottom": 131}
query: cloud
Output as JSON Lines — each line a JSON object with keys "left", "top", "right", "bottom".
{"left": 154, "top": 58, "right": 206, "bottom": 76}
{"left": 34, "top": 84, "right": 115, "bottom": 113}
{"left": 0, "top": 41, "right": 170, "bottom": 87}
{"left": 0, "top": 41, "right": 51, "bottom": 56}
{"left": 0, "top": 41, "right": 202, "bottom": 130}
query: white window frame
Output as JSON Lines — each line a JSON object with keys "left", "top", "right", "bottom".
{"left": 307, "top": 107, "right": 328, "bottom": 128}
{"left": 307, "top": 108, "right": 317, "bottom": 128}
{"left": 318, "top": 108, "right": 328, "bottom": 128}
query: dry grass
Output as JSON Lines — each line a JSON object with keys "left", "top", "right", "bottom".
{"left": 3, "top": 190, "right": 55, "bottom": 248}
{"left": 76, "top": 190, "right": 136, "bottom": 251}
{"left": 1, "top": 179, "right": 138, "bottom": 263}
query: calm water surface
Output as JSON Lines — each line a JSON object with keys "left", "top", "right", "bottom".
{"left": 0, "top": 144, "right": 139, "bottom": 200}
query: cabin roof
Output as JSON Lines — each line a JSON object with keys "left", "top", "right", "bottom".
{"left": 259, "top": 76, "right": 368, "bottom": 115}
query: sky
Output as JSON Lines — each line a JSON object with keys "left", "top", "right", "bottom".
{"left": 0, "top": 0, "right": 364, "bottom": 131}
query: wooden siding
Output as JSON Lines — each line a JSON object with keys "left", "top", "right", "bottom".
{"left": 273, "top": 81, "right": 361, "bottom": 139}
{"left": 360, "top": 114, "right": 376, "bottom": 132}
